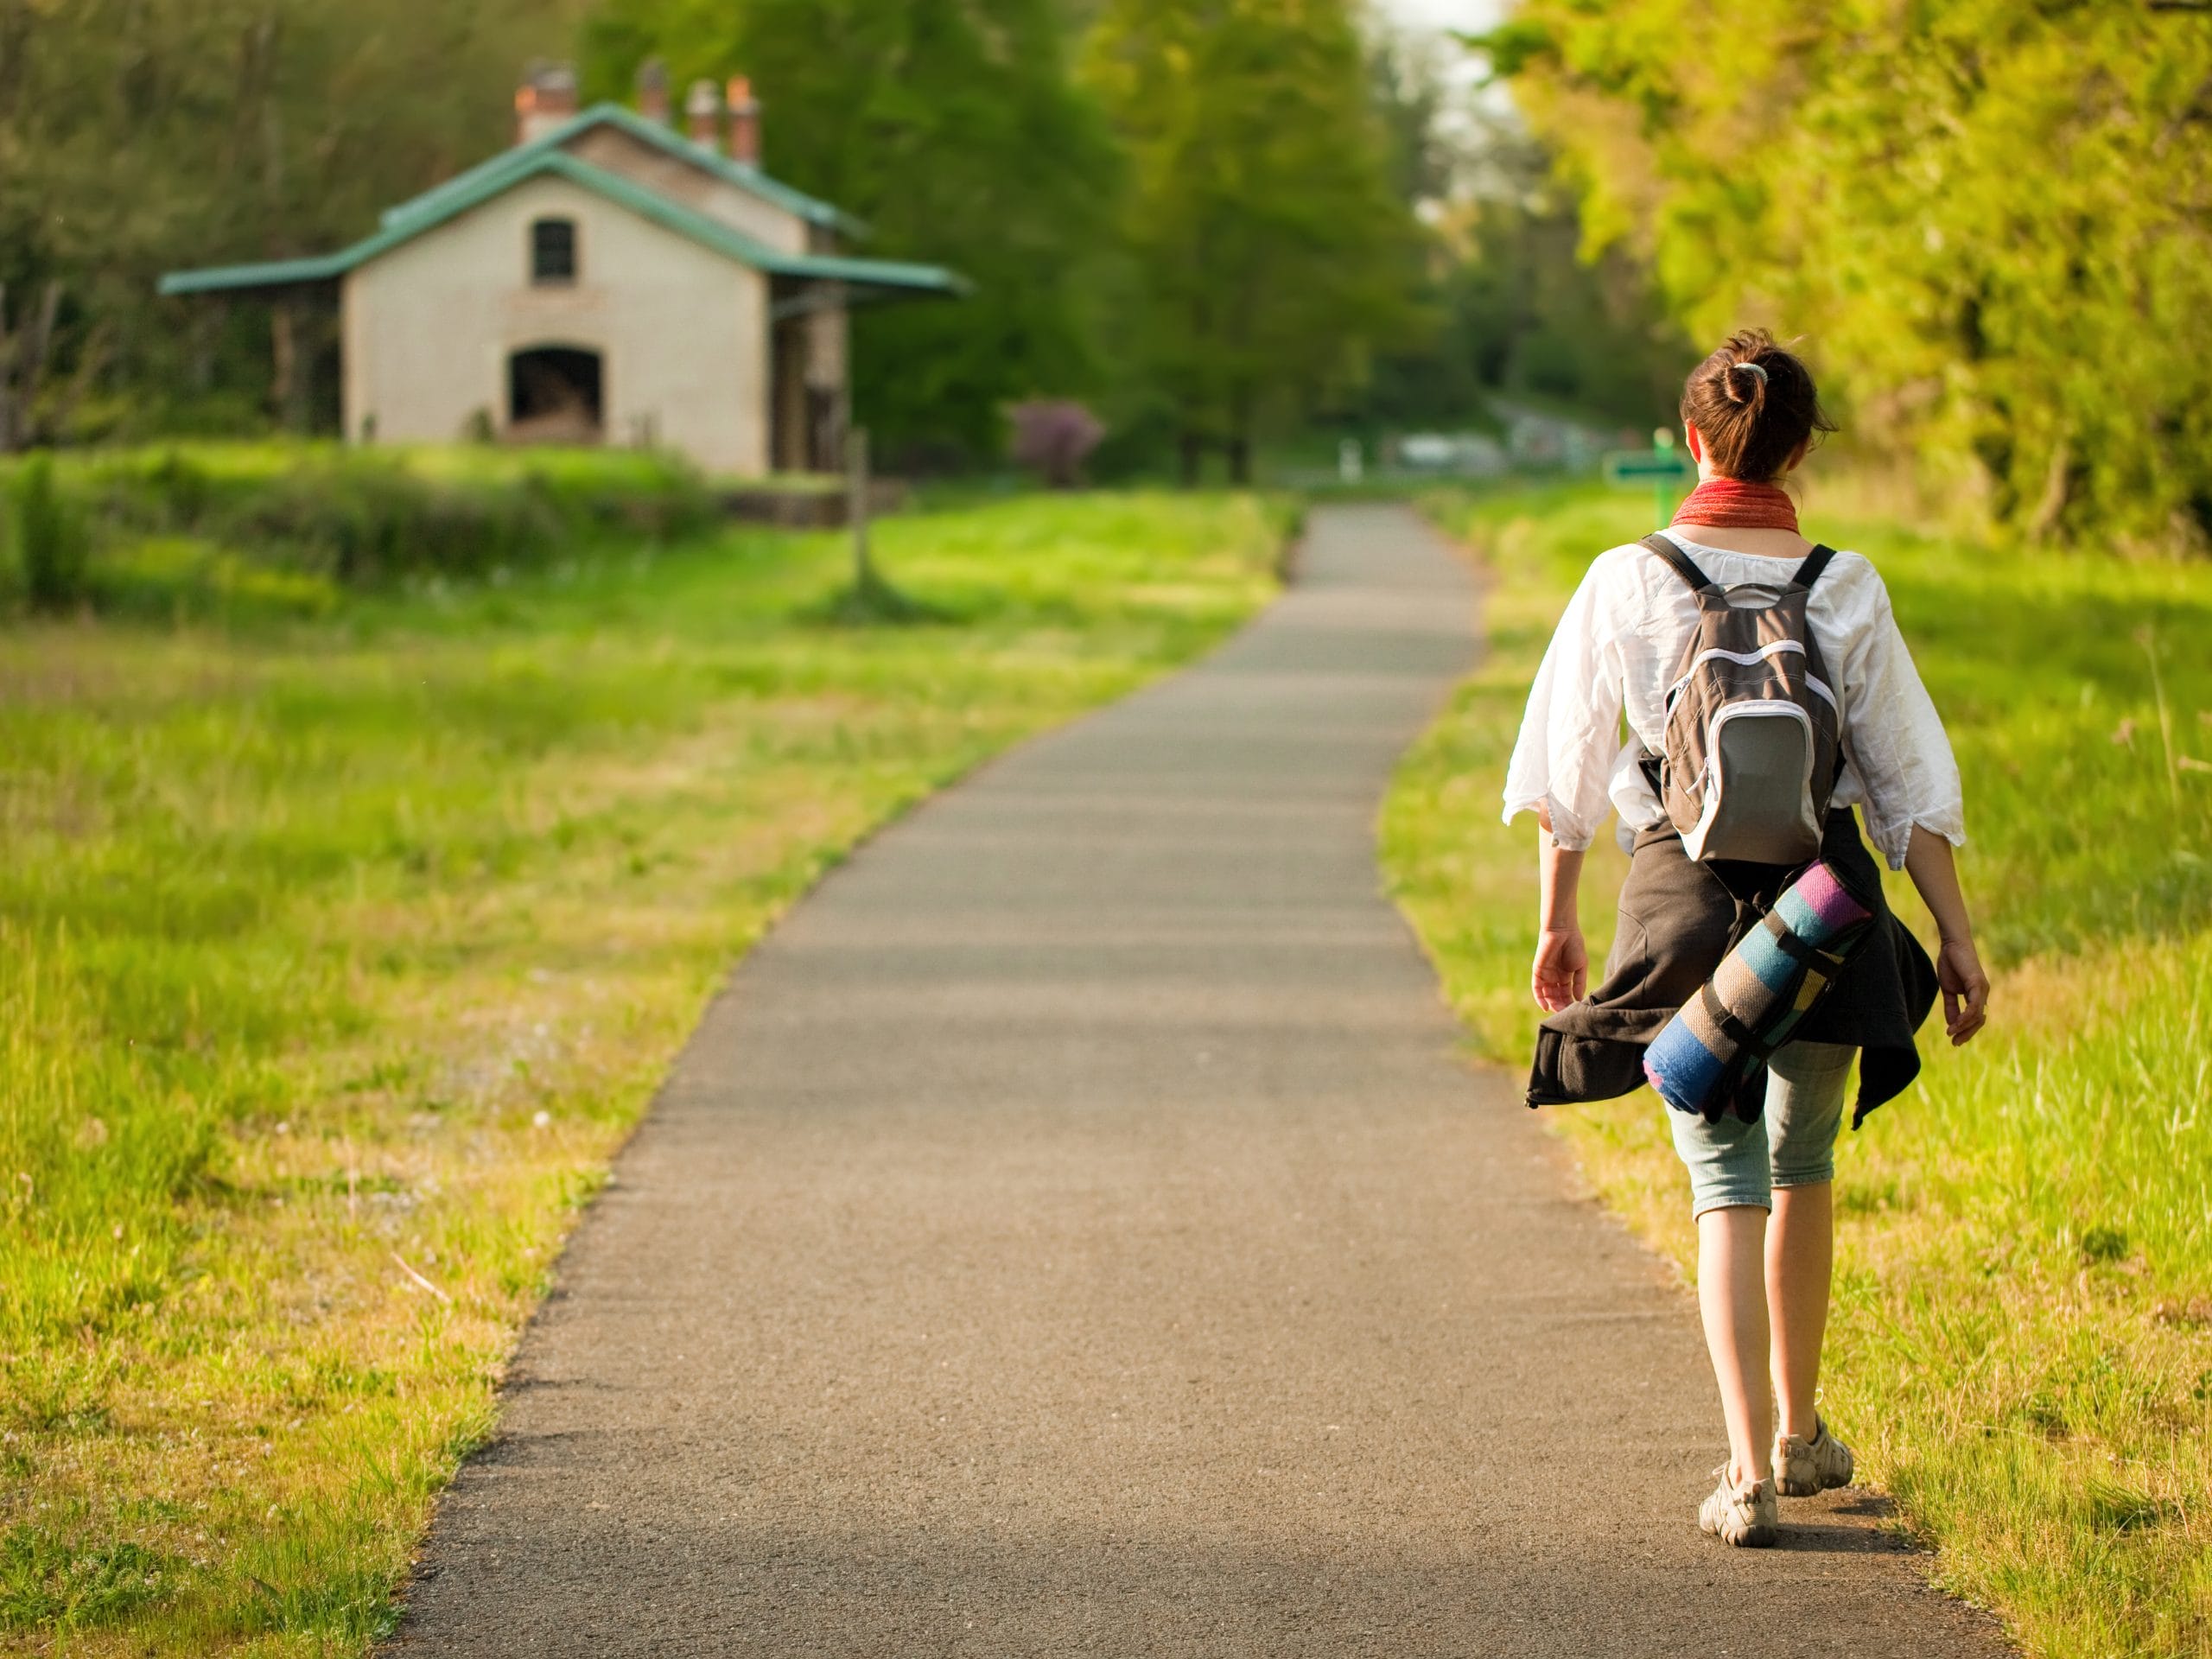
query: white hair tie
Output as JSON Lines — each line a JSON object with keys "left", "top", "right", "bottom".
{"left": 1732, "top": 360, "right": 1770, "bottom": 384}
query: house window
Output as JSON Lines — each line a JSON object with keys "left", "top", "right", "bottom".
{"left": 531, "top": 217, "right": 577, "bottom": 285}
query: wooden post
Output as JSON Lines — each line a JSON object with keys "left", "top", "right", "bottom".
{"left": 847, "top": 425, "right": 873, "bottom": 594}
{"left": 271, "top": 298, "right": 303, "bottom": 433}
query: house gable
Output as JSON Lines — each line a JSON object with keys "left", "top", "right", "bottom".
{"left": 379, "top": 105, "right": 863, "bottom": 246}
{"left": 563, "top": 123, "right": 809, "bottom": 257}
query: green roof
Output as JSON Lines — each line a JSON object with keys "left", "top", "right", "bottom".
{"left": 159, "top": 149, "right": 965, "bottom": 301}
{"left": 380, "top": 102, "right": 868, "bottom": 241}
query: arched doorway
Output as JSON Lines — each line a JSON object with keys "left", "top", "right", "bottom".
{"left": 507, "top": 345, "right": 603, "bottom": 444}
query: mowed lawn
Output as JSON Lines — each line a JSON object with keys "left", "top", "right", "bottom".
{"left": 0, "top": 491, "right": 1281, "bottom": 1653}
{"left": 1385, "top": 482, "right": 2212, "bottom": 1659}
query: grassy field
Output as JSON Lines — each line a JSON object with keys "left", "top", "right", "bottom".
{"left": 1385, "top": 480, "right": 2212, "bottom": 1659}
{"left": 0, "top": 486, "right": 1281, "bottom": 1653}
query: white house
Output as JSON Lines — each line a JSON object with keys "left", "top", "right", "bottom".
{"left": 160, "top": 67, "right": 965, "bottom": 476}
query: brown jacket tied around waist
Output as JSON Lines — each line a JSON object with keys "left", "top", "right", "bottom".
{"left": 1528, "top": 809, "right": 1938, "bottom": 1128}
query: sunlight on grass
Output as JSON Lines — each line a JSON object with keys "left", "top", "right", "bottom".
{"left": 0, "top": 488, "right": 1281, "bottom": 1655}
{"left": 1386, "top": 481, "right": 2212, "bottom": 1659}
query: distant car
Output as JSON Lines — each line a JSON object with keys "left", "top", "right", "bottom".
{"left": 1395, "top": 432, "right": 1507, "bottom": 475}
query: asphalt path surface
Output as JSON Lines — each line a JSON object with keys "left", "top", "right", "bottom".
{"left": 391, "top": 505, "right": 2003, "bottom": 1656}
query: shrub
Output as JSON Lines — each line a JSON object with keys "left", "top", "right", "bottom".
{"left": 16, "top": 455, "right": 88, "bottom": 612}
{"left": 219, "top": 459, "right": 570, "bottom": 582}
{"left": 146, "top": 449, "right": 213, "bottom": 527}
{"left": 238, "top": 453, "right": 717, "bottom": 582}
{"left": 1, "top": 445, "right": 723, "bottom": 619}
{"left": 1007, "top": 400, "right": 1105, "bottom": 489}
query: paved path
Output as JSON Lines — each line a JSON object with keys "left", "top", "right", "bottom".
{"left": 392, "top": 505, "right": 2002, "bottom": 1656}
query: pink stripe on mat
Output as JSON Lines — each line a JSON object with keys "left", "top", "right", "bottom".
{"left": 1795, "top": 861, "right": 1871, "bottom": 930}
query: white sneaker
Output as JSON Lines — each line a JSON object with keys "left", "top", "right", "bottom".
{"left": 1698, "top": 1465, "right": 1779, "bottom": 1547}
{"left": 1773, "top": 1417, "right": 1855, "bottom": 1497}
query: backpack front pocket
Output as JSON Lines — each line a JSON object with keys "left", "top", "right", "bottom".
{"left": 1681, "top": 700, "right": 1823, "bottom": 863}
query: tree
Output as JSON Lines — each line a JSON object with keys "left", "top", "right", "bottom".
{"left": 1368, "top": 22, "right": 1456, "bottom": 211}
{"left": 1083, "top": 0, "right": 1423, "bottom": 482}
{"left": 1478, "top": 0, "right": 2212, "bottom": 550}
{"left": 0, "top": 0, "right": 575, "bottom": 442}
{"left": 582, "top": 0, "right": 1119, "bottom": 466}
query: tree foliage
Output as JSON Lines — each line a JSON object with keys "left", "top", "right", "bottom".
{"left": 0, "top": 0, "right": 1715, "bottom": 477}
{"left": 582, "top": 0, "right": 1119, "bottom": 464}
{"left": 0, "top": 0, "right": 569, "bottom": 438}
{"left": 1083, "top": 0, "right": 1424, "bottom": 480}
{"left": 1351, "top": 50, "right": 1689, "bottom": 435}
{"left": 1482, "top": 0, "right": 2212, "bottom": 550}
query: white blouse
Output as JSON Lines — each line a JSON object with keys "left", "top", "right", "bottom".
{"left": 1502, "top": 531, "right": 1965, "bottom": 869}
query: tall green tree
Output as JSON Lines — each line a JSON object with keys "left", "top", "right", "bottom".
{"left": 1480, "top": 0, "right": 2212, "bottom": 550}
{"left": 0, "top": 0, "right": 572, "bottom": 440}
{"left": 1083, "top": 0, "right": 1423, "bottom": 482}
{"left": 582, "top": 0, "right": 1119, "bottom": 464}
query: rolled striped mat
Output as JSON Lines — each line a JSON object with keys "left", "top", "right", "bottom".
{"left": 1643, "top": 859, "right": 1876, "bottom": 1122}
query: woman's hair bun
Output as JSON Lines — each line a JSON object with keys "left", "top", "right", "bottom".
{"left": 1681, "top": 331, "right": 1830, "bottom": 481}
{"left": 1719, "top": 359, "right": 1769, "bottom": 406}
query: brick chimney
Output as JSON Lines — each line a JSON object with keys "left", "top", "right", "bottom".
{"left": 726, "top": 76, "right": 760, "bottom": 167}
{"left": 684, "top": 79, "right": 721, "bottom": 150}
{"left": 515, "top": 62, "right": 578, "bottom": 147}
{"left": 636, "top": 57, "right": 671, "bottom": 125}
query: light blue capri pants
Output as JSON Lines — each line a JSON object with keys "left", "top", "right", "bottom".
{"left": 1668, "top": 1040, "right": 1856, "bottom": 1217}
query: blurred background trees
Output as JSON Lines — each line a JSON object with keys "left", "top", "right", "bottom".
{"left": 0, "top": 0, "right": 1669, "bottom": 475}
{"left": 1348, "top": 84, "right": 1689, "bottom": 439}
{"left": 1081, "top": 0, "right": 1423, "bottom": 482}
{"left": 0, "top": 0, "right": 574, "bottom": 439}
{"left": 3, "top": 0, "right": 2209, "bottom": 543}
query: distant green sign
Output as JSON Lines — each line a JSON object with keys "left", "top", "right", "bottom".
{"left": 1601, "top": 450, "right": 1694, "bottom": 484}
{"left": 1605, "top": 432, "right": 1694, "bottom": 528}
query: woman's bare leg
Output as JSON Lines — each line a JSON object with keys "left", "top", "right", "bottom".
{"left": 1696, "top": 1205, "right": 1773, "bottom": 1483}
{"left": 1768, "top": 1181, "right": 1833, "bottom": 1441}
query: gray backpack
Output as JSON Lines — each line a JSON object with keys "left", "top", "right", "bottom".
{"left": 1640, "top": 533, "right": 1842, "bottom": 865}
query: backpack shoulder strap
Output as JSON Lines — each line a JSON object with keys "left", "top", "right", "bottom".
{"left": 1792, "top": 543, "right": 1839, "bottom": 591}
{"left": 1638, "top": 531, "right": 1719, "bottom": 595}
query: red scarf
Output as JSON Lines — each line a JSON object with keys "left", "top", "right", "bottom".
{"left": 1671, "top": 478, "right": 1799, "bottom": 531}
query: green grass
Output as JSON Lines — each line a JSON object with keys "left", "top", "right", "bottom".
{"left": 0, "top": 486, "right": 1283, "bottom": 1655}
{"left": 1386, "top": 480, "right": 2212, "bottom": 1659}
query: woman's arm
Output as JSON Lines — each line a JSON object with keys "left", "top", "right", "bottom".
{"left": 1902, "top": 828, "right": 1990, "bottom": 1046}
{"left": 1510, "top": 550, "right": 1630, "bottom": 1012}
{"left": 1837, "top": 569, "right": 1967, "bottom": 869}
{"left": 1532, "top": 807, "right": 1589, "bottom": 1012}
{"left": 1502, "top": 555, "right": 1626, "bottom": 853}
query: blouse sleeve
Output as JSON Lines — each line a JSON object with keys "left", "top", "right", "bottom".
{"left": 1502, "top": 554, "right": 1625, "bottom": 851}
{"left": 1836, "top": 569, "right": 1966, "bottom": 869}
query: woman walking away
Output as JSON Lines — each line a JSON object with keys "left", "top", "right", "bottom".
{"left": 1503, "top": 329, "right": 1990, "bottom": 1547}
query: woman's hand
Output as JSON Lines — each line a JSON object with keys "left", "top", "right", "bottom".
{"left": 1532, "top": 925, "right": 1589, "bottom": 1013}
{"left": 1904, "top": 830, "right": 1991, "bottom": 1047}
{"left": 1936, "top": 936, "right": 1990, "bottom": 1046}
{"left": 1534, "top": 827, "right": 1589, "bottom": 1013}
